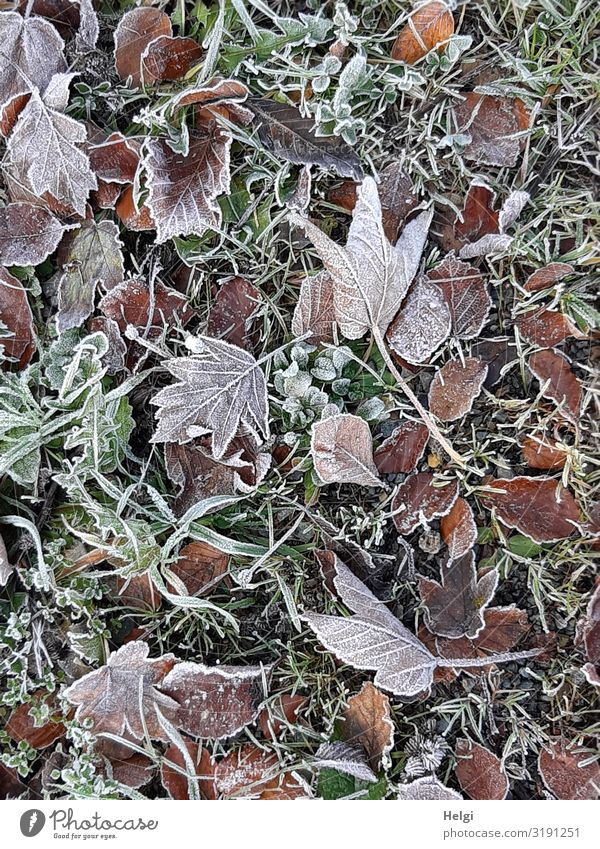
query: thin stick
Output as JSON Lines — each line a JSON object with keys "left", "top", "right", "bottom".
{"left": 373, "top": 329, "right": 472, "bottom": 472}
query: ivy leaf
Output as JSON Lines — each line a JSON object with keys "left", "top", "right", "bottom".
{"left": 151, "top": 335, "right": 270, "bottom": 460}
{"left": 290, "top": 176, "right": 432, "bottom": 339}
{"left": 249, "top": 97, "right": 363, "bottom": 180}
{"left": 311, "top": 413, "right": 382, "bottom": 488}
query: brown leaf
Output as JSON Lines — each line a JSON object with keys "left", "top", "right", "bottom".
{"left": 392, "top": 472, "right": 459, "bottom": 535}
{"left": 521, "top": 435, "right": 567, "bottom": 470}
{"left": 538, "top": 740, "right": 600, "bottom": 800}
{"left": 516, "top": 308, "right": 584, "bottom": 348}
{"left": 144, "top": 127, "right": 231, "bottom": 244}
{"left": 374, "top": 420, "right": 429, "bottom": 474}
{"left": 88, "top": 132, "right": 140, "bottom": 184}
{"left": 113, "top": 7, "right": 172, "bottom": 87}
{"left": 528, "top": 348, "right": 582, "bottom": 424}
{"left": 291, "top": 271, "right": 335, "bottom": 344}
{"left": 341, "top": 681, "right": 394, "bottom": 771}
{"left": 482, "top": 476, "right": 581, "bottom": 543}
{"left": 453, "top": 182, "right": 499, "bottom": 248}
{"left": 524, "top": 262, "right": 574, "bottom": 293}
{"left": 161, "top": 739, "right": 215, "bottom": 800}
{"left": 6, "top": 690, "right": 66, "bottom": 750}
{"left": 470, "top": 337, "right": 515, "bottom": 387}
{"left": 160, "top": 662, "right": 270, "bottom": 739}
{"left": 378, "top": 162, "right": 419, "bottom": 242}
{"left": 455, "top": 738, "right": 508, "bottom": 800}
{"left": 207, "top": 276, "right": 261, "bottom": 351}
{"left": 0, "top": 762, "right": 29, "bottom": 800}
{"left": 391, "top": 2, "right": 454, "bottom": 64}
{"left": 386, "top": 275, "right": 451, "bottom": 364}
{"left": 0, "top": 92, "right": 30, "bottom": 139}
{"left": 419, "top": 552, "right": 498, "bottom": 639}
{"left": 428, "top": 255, "right": 491, "bottom": 339}
{"left": 141, "top": 35, "right": 202, "bottom": 84}
{"left": 0, "top": 203, "right": 70, "bottom": 267}
{"left": 311, "top": 413, "right": 382, "bottom": 488}
{"left": 115, "top": 185, "right": 155, "bottom": 231}
{"left": 454, "top": 93, "right": 530, "bottom": 167}
{"left": 63, "top": 641, "right": 179, "bottom": 741}
{"left": 169, "top": 540, "right": 229, "bottom": 596}
{"left": 258, "top": 695, "right": 306, "bottom": 741}
{"left": 88, "top": 316, "right": 127, "bottom": 375}
{"left": 428, "top": 357, "right": 488, "bottom": 422}
{"left": 440, "top": 497, "right": 477, "bottom": 559}
{"left": 576, "top": 583, "right": 600, "bottom": 665}
{"left": 113, "top": 573, "right": 161, "bottom": 612}
{"left": 99, "top": 277, "right": 194, "bottom": 340}
{"left": 213, "top": 744, "right": 307, "bottom": 799}
{"left": 109, "top": 752, "right": 154, "bottom": 790}
{"left": 0, "top": 268, "right": 35, "bottom": 369}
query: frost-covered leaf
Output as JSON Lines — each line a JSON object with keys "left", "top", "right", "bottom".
{"left": 418, "top": 552, "right": 498, "bottom": 639}
{"left": 313, "top": 741, "right": 377, "bottom": 783}
{"left": 249, "top": 97, "right": 363, "bottom": 180}
{"left": 311, "top": 413, "right": 382, "bottom": 487}
{"left": 291, "top": 271, "right": 335, "bottom": 344}
{"left": 56, "top": 220, "right": 124, "bottom": 333}
{"left": 160, "top": 662, "right": 269, "bottom": 739}
{"left": 525, "top": 262, "right": 574, "bottom": 293}
{"left": 0, "top": 371, "right": 43, "bottom": 484}
{"left": 99, "top": 277, "right": 194, "bottom": 341}
{"left": 108, "top": 751, "right": 154, "bottom": 790}
{"left": 516, "top": 308, "right": 584, "bottom": 349}
{"left": 6, "top": 89, "right": 96, "bottom": 216}
{"left": 575, "top": 583, "right": 600, "bottom": 666}
{"left": 63, "top": 641, "right": 178, "bottom": 740}
{"left": 528, "top": 348, "right": 582, "bottom": 424}
{"left": 113, "top": 7, "right": 172, "bottom": 87}
{"left": 161, "top": 738, "right": 215, "bottom": 800}
{"left": 386, "top": 274, "right": 451, "bottom": 363}
{"left": 436, "top": 181, "right": 498, "bottom": 252}
{"left": 538, "top": 740, "right": 600, "bottom": 800}
{"left": 144, "top": 127, "right": 231, "bottom": 244}
{"left": 428, "top": 357, "right": 488, "bottom": 421}
{"left": 291, "top": 176, "right": 432, "bottom": 339}
{"left": 440, "top": 497, "right": 477, "bottom": 559}
{"left": 0, "top": 202, "right": 69, "bottom": 267}
{"left": 459, "top": 233, "right": 512, "bottom": 260}
{"left": 207, "top": 276, "right": 261, "bottom": 351}
{"left": 341, "top": 681, "right": 394, "bottom": 772}
{"left": 398, "top": 776, "right": 462, "bottom": 800}
{"left": 482, "top": 477, "right": 581, "bottom": 544}
{"left": 521, "top": 435, "right": 567, "bottom": 470}
{"left": 141, "top": 35, "right": 202, "bottom": 84}
{"left": 88, "top": 132, "right": 140, "bottom": 185}
{"left": 455, "top": 738, "right": 508, "bottom": 800}
{"left": 115, "top": 185, "right": 155, "bottom": 231}
{"left": 454, "top": 93, "right": 530, "bottom": 167}
{"left": 374, "top": 420, "right": 429, "bottom": 474}
{"left": 392, "top": 472, "right": 459, "bottom": 535}
{"left": 391, "top": 1, "right": 454, "bottom": 64}
{"left": 498, "top": 189, "right": 529, "bottom": 232}
{"left": 169, "top": 541, "right": 229, "bottom": 597}
{"left": 74, "top": 0, "right": 99, "bottom": 52}
{"left": 213, "top": 744, "right": 308, "bottom": 799}
{"left": 0, "top": 11, "right": 66, "bottom": 121}
{"left": 6, "top": 690, "right": 66, "bottom": 750}
{"left": 0, "top": 268, "right": 35, "bottom": 369}
{"left": 428, "top": 255, "right": 491, "bottom": 339}
{"left": 151, "top": 336, "right": 269, "bottom": 460}
{"left": 0, "top": 532, "right": 14, "bottom": 587}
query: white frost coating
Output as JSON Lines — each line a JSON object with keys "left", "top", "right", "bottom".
{"left": 459, "top": 233, "right": 513, "bottom": 259}
{"left": 0, "top": 12, "right": 67, "bottom": 110}
{"left": 398, "top": 776, "right": 463, "bottom": 800}
{"left": 291, "top": 270, "right": 335, "bottom": 343}
{"left": 311, "top": 413, "right": 382, "bottom": 488}
{"left": 386, "top": 275, "right": 451, "bottom": 364}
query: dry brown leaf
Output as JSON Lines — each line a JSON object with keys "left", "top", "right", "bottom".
{"left": 341, "top": 681, "right": 394, "bottom": 771}
{"left": 482, "top": 476, "right": 581, "bottom": 543}
{"left": 141, "top": 35, "right": 202, "bottom": 84}
{"left": 6, "top": 690, "right": 66, "bottom": 750}
{"left": 311, "top": 413, "right": 382, "bottom": 488}
{"left": 455, "top": 738, "right": 508, "bottom": 800}
{"left": 108, "top": 752, "right": 154, "bottom": 790}
{"left": 113, "top": 7, "right": 172, "bottom": 86}
{"left": 0, "top": 268, "right": 35, "bottom": 369}
{"left": 428, "top": 255, "right": 491, "bottom": 339}
{"left": 516, "top": 308, "right": 584, "bottom": 348}
{"left": 524, "top": 262, "right": 574, "bottom": 293}
{"left": 0, "top": 202, "right": 71, "bottom": 267}
{"left": 419, "top": 552, "right": 498, "bottom": 639}
{"left": 386, "top": 274, "right": 451, "bottom": 364}
{"left": 161, "top": 739, "right": 215, "bottom": 800}
{"left": 374, "top": 420, "right": 429, "bottom": 474}
{"left": 436, "top": 181, "right": 499, "bottom": 252}
{"left": 391, "top": 2, "right": 454, "bottom": 64}
{"left": 115, "top": 185, "right": 155, "bottom": 231}
{"left": 99, "top": 277, "right": 194, "bottom": 341}
{"left": 392, "top": 472, "right": 459, "bottom": 535}
{"left": 454, "top": 93, "right": 530, "bottom": 167}
{"left": 88, "top": 132, "right": 140, "bottom": 185}
{"left": 440, "top": 497, "right": 477, "bottom": 559}
{"left": 213, "top": 744, "right": 307, "bottom": 799}
{"left": 63, "top": 641, "right": 178, "bottom": 740}
{"left": 258, "top": 695, "right": 306, "bottom": 741}
{"left": 429, "top": 357, "right": 488, "bottom": 422}
{"left": 207, "top": 276, "right": 261, "bottom": 351}
{"left": 538, "top": 740, "right": 600, "bottom": 800}
{"left": 291, "top": 271, "right": 335, "bottom": 344}
{"left": 521, "top": 435, "right": 567, "bottom": 470}
{"left": 528, "top": 348, "right": 582, "bottom": 424}
{"left": 112, "top": 573, "right": 161, "bottom": 612}
{"left": 169, "top": 540, "right": 229, "bottom": 596}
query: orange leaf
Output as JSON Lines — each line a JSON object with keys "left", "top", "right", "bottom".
{"left": 391, "top": 2, "right": 454, "bottom": 64}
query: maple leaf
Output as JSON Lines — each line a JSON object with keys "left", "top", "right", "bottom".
{"left": 6, "top": 86, "right": 97, "bottom": 216}
{"left": 63, "top": 641, "right": 179, "bottom": 740}
{"left": 311, "top": 413, "right": 382, "bottom": 488}
{"left": 151, "top": 335, "right": 269, "bottom": 460}
{"left": 291, "top": 271, "right": 335, "bottom": 345}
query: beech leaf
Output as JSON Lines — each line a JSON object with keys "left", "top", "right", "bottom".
{"left": 428, "top": 357, "right": 488, "bottom": 422}
{"left": 386, "top": 274, "right": 451, "bottom": 364}
{"left": 151, "top": 335, "right": 269, "bottom": 460}
{"left": 391, "top": 472, "right": 459, "bottom": 535}
{"left": 0, "top": 202, "right": 70, "bottom": 267}
{"left": 311, "top": 413, "right": 382, "bottom": 488}
{"left": 418, "top": 552, "right": 498, "bottom": 639}
{"left": 454, "top": 739, "right": 508, "bottom": 800}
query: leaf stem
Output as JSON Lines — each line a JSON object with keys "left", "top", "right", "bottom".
{"left": 372, "top": 329, "right": 473, "bottom": 472}
{"left": 438, "top": 647, "right": 542, "bottom": 668}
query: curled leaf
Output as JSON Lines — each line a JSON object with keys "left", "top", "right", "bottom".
{"left": 392, "top": 472, "right": 459, "bottom": 535}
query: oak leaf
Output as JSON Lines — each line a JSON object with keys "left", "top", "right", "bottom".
{"left": 311, "top": 413, "right": 382, "bottom": 488}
